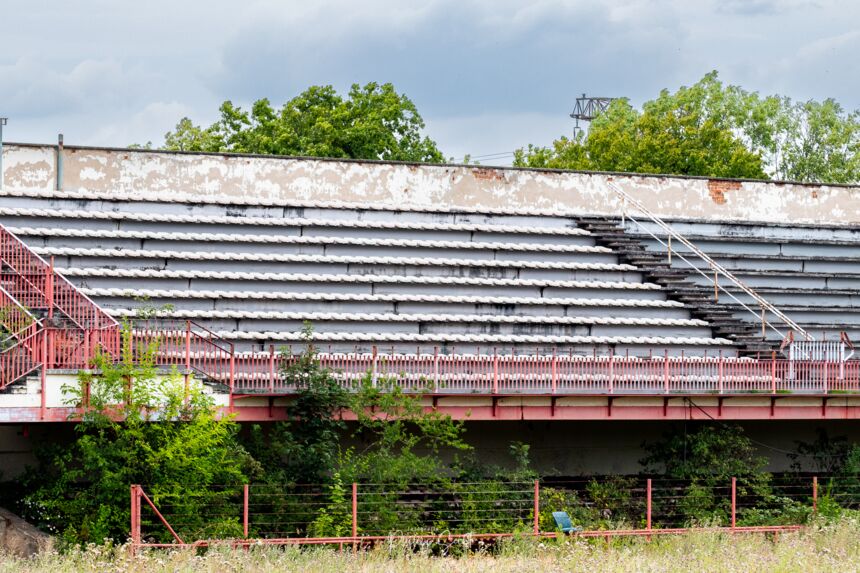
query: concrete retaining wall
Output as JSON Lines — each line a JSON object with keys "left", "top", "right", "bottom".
{"left": 3, "top": 143, "right": 859, "bottom": 226}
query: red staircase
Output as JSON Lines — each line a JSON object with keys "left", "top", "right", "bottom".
{"left": 1, "top": 224, "right": 235, "bottom": 391}
{"left": 0, "top": 224, "right": 120, "bottom": 389}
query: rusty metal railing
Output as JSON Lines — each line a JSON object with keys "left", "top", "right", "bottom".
{"left": 608, "top": 180, "right": 812, "bottom": 342}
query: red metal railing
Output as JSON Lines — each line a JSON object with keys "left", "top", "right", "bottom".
{"left": 129, "top": 321, "right": 235, "bottom": 390}
{"left": 0, "top": 224, "right": 118, "bottom": 331}
{"left": 0, "top": 285, "right": 40, "bottom": 339}
{"left": 1, "top": 223, "right": 120, "bottom": 367}
{"left": 223, "top": 347, "right": 860, "bottom": 396}
{"left": 0, "top": 328, "right": 45, "bottom": 389}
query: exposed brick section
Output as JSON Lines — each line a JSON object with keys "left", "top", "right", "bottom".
{"left": 707, "top": 179, "right": 742, "bottom": 205}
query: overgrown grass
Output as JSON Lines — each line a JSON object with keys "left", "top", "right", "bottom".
{"left": 4, "top": 518, "right": 860, "bottom": 573}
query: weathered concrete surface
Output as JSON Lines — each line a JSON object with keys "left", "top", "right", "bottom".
{"left": 0, "top": 507, "right": 52, "bottom": 557}
{"left": 3, "top": 143, "right": 860, "bottom": 226}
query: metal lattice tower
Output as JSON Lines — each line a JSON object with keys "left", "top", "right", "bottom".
{"left": 570, "top": 94, "right": 615, "bottom": 136}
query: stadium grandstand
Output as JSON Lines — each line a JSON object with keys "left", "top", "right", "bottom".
{"left": 1, "top": 142, "right": 860, "bottom": 475}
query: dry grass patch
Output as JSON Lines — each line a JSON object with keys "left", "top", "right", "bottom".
{"left": 2, "top": 519, "right": 859, "bottom": 573}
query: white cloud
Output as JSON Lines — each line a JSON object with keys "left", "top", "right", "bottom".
{"left": 0, "top": 0, "right": 858, "bottom": 152}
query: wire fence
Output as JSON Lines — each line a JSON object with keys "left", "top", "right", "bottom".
{"left": 130, "top": 474, "right": 858, "bottom": 549}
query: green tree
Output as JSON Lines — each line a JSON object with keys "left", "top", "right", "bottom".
{"left": 779, "top": 99, "right": 860, "bottom": 183}
{"left": 20, "top": 327, "right": 257, "bottom": 544}
{"left": 516, "top": 73, "right": 767, "bottom": 178}
{"left": 162, "top": 83, "right": 444, "bottom": 162}
{"left": 246, "top": 328, "right": 350, "bottom": 486}
{"left": 641, "top": 424, "right": 772, "bottom": 525}
{"left": 516, "top": 71, "right": 860, "bottom": 183}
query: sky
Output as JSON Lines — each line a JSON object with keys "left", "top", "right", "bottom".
{"left": 1, "top": 0, "right": 859, "bottom": 165}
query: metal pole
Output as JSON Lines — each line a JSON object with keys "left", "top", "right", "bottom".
{"left": 646, "top": 478, "right": 652, "bottom": 531}
{"left": 40, "top": 330, "right": 47, "bottom": 420}
{"left": 351, "top": 483, "right": 358, "bottom": 538}
{"left": 813, "top": 476, "right": 818, "bottom": 514}
{"left": 533, "top": 480, "right": 540, "bottom": 535}
{"left": 0, "top": 118, "right": 6, "bottom": 190}
{"left": 56, "top": 134, "right": 64, "bottom": 191}
{"left": 243, "top": 484, "right": 249, "bottom": 538}
{"left": 130, "top": 485, "right": 141, "bottom": 553}
{"left": 731, "top": 477, "right": 737, "bottom": 529}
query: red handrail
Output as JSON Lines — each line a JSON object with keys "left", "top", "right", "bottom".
{"left": 225, "top": 348, "right": 860, "bottom": 396}
{"left": 0, "top": 224, "right": 119, "bottom": 332}
{"left": 0, "top": 285, "right": 41, "bottom": 340}
{"left": 0, "top": 328, "right": 44, "bottom": 390}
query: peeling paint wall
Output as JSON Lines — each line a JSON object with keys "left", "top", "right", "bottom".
{"left": 3, "top": 143, "right": 860, "bottom": 226}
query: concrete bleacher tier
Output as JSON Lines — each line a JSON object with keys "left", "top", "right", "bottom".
{"left": 0, "top": 191, "right": 729, "bottom": 355}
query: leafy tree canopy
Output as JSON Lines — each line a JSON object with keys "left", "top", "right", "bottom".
{"left": 162, "top": 83, "right": 444, "bottom": 163}
{"left": 515, "top": 71, "right": 860, "bottom": 184}
{"left": 20, "top": 327, "right": 257, "bottom": 544}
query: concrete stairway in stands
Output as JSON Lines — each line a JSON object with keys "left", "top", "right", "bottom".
{"left": 579, "top": 215, "right": 860, "bottom": 353}
{"left": 575, "top": 217, "right": 774, "bottom": 354}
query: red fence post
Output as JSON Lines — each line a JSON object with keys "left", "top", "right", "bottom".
{"left": 351, "top": 482, "right": 358, "bottom": 539}
{"left": 130, "top": 485, "right": 141, "bottom": 553}
{"left": 646, "top": 478, "right": 652, "bottom": 532}
{"left": 533, "top": 480, "right": 540, "bottom": 535}
{"left": 551, "top": 348, "right": 557, "bottom": 395}
{"left": 813, "top": 476, "right": 818, "bottom": 514}
{"left": 243, "top": 484, "right": 249, "bottom": 538}
{"left": 731, "top": 477, "right": 737, "bottom": 529}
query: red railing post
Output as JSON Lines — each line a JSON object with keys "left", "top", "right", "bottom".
{"left": 83, "top": 330, "right": 90, "bottom": 369}
{"left": 823, "top": 361, "right": 829, "bottom": 394}
{"left": 533, "top": 479, "right": 540, "bottom": 535}
{"left": 40, "top": 330, "right": 47, "bottom": 420}
{"left": 46, "top": 328, "right": 54, "bottom": 370}
{"left": 493, "top": 350, "right": 499, "bottom": 394}
{"left": 813, "top": 476, "right": 818, "bottom": 514}
{"left": 46, "top": 256, "right": 54, "bottom": 319}
{"left": 719, "top": 355, "right": 724, "bottom": 394}
{"left": 771, "top": 351, "right": 777, "bottom": 394}
{"left": 243, "top": 484, "right": 249, "bottom": 538}
{"left": 433, "top": 346, "right": 439, "bottom": 393}
{"left": 229, "top": 347, "right": 235, "bottom": 404}
{"left": 663, "top": 350, "right": 670, "bottom": 394}
{"left": 646, "top": 478, "right": 652, "bottom": 532}
{"left": 372, "top": 345, "right": 378, "bottom": 387}
{"left": 351, "top": 482, "right": 358, "bottom": 538}
{"left": 731, "top": 477, "right": 737, "bottom": 529}
{"left": 184, "top": 321, "right": 191, "bottom": 371}
{"left": 551, "top": 348, "right": 558, "bottom": 394}
{"left": 268, "top": 345, "right": 275, "bottom": 393}
{"left": 608, "top": 349, "right": 615, "bottom": 394}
